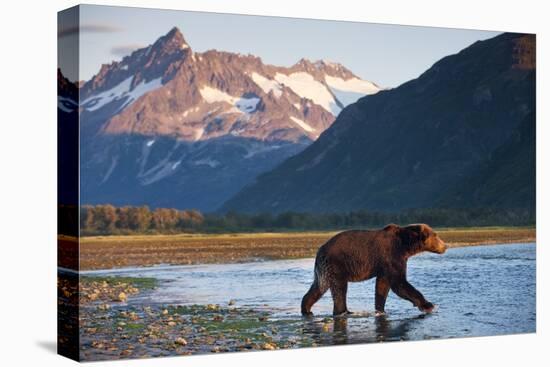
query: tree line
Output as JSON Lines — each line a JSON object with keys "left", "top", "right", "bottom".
{"left": 80, "top": 204, "right": 534, "bottom": 236}
{"left": 80, "top": 205, "right": 205, "bottom": 235}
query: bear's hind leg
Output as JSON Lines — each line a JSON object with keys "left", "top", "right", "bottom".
{"left": 301, "top": 280, "right": 327, "bottom": 316}
{"left": 330, "top": 279, "right": 350, "bottom": 316}
{"left": 375, "top": 276, "right": 391, "bottom": 314}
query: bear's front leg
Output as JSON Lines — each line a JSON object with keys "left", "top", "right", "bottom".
{"left": 390, "top": 277, "right": 434, "bottom": 313}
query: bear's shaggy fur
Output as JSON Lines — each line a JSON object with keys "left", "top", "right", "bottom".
{"left": 301, "top": 223, "right": 447, "bottom": 316}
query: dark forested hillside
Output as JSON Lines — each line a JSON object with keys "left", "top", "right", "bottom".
{"left": 222, "top": 33, "right": 535, "bottom": 214}
{"left": 439, "top": 111, "right": 535, "bottom": 209}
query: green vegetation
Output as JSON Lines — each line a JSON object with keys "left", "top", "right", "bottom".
{"left": 81, "top": 276, "right": 158, "bottom": 290}
{"left": 80, "top": 204, "right": 534, "bottom": 236}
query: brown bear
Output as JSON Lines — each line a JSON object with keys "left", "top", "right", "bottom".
{"left": 301, "top": 223, "right": 447, "bottom": 316}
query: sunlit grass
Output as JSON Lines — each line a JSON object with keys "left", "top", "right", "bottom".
{"left": 77, "top": 227, "right": 535, "bottom": 270}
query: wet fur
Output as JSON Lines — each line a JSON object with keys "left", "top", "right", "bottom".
{"left": 301, "top": 224, "right": 446, "bottom": 316}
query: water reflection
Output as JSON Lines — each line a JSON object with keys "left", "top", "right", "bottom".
{"left": 299, "top": 312, "right": 434, "bottom": 346}
{"left": 333, "top": 318, "right": 348, "bottom": 344}
{"left": 374, "top": 314, "right": 431, "bottom": 342}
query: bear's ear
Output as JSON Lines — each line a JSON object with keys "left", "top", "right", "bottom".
{"left": 383, "top": 223, "right": 400, "bottom": 232}
{"left": 400, "top": 224, "right": 427, "bottom": 243}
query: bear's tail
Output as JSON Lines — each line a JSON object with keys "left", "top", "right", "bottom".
{"left": 314, "top": 253, "right": 330, "bottom": 291}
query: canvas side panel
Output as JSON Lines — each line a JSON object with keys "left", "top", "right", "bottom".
{"left": 57, "top": 5, "right": 80, "bottom": 362}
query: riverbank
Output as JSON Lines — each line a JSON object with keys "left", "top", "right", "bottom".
{"left": 73, "top": 227, "right": 535, "bottom": 270}
{"left": 73, "top": 242, "right": 536, "bottom": 361}
{"left": 77, "top": 276, "right": 302, "bottom": 361}
{"left": 78, "top": 287, "right": 327, "bottom": 361}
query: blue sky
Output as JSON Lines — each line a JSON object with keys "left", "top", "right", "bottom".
{"left": 59, "top": 4, "right": 499, "bottom": 88}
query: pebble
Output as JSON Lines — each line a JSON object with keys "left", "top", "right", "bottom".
{"left": 262, "top": 342, "right": 277, "bottom": 350}
{"left": 175, "top": 337, "right": 188, "bottom": 346}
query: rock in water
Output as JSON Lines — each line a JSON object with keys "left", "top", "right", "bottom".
{"left": 175, "top": 337, "right": 188, "bottom": 346}
{"left": 117, "top": 292, "right": 127, "bottom": 302}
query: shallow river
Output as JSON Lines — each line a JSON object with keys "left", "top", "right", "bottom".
{"left": 83, "top": 243, "right": 536, "bottom": 343}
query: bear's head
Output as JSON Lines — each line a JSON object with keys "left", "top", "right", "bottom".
{"left": 397, "top": 223, "right": 447, "bottom": 255}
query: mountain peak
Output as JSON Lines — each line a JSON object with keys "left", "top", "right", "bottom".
{"left": 294, "top": 58, "right": 343, "bottom": 69}
{"left": 154, "top": 26, "right": 190, "bottom": 52}
{"left": 292, "top": 57, "right": 356, "bottom": 80}
{"left": 81, "top": 26, "right": 191, "bottom": 100}
{"left": 166, "top": 26, "right": 184, "bottom": 40}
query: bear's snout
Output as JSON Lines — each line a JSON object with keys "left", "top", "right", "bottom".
{"left": 434, "top": 238, "right": 447, "bottom": 254}
{"left": 426, "top": 236, "right": 447, "bottom": 254}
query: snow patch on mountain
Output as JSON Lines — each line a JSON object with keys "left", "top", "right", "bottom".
{"left": 100, "top": 156, "right": 118, "bottom": 184}
{"left": 195, "top": 127, "right": 205, "bottom": 141}
{"left": 274, "top": 72, "right": 340, "bottom": 115}
{"left": 141, "top": 163, "right": 176, "bottom": 185}
{"left": 172, "top": 160, "right": 181, "bottom": 170}
{"left": 121, "top": 78, "right": 163, "bottom": 110}
{"left": 325, "top": 76, "right": 381, "bottom": 106}
{"left": 250, "top": 72, "right": 283, "bottom": 97}
{"left": 194, "top": 158, "right": 220, "bottom": 168}
{"left": 81, "top": 77, "right": 132, "bottom": 111}
{"left": 235, "top": 96, "right": 261, "bottom": 113}
{"left": 58, "top": 96, "right": 78, "bottom": 113}
{"left": 199, "top": 86, "right": 261, "bottom": 113}
{"left": 290, "top": 116, "right": 315, "bottom": 132}
{"left": 81, "top": 76, "right": 163, "bottom": 112}
{"left": 244, "top": 144, "right": 283, "bottom": 159}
